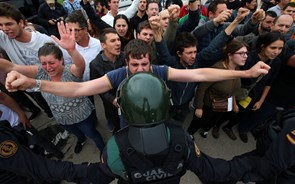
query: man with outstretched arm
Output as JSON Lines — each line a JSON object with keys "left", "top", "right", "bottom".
{"left": 5, "top": 39, "right": 270, "bottom": 99}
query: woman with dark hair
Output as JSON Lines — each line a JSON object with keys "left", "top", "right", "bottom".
{"left": 187, "top": 39, "right": 249, "bottom": 138}
{"left": 221, "top": 31, "right": 285, "bottom": 142}
{"left": 0, "top": 22, "right": 105, "bottom": 154}
{"left": 113, "top": 14, "right": 135, "bottom": 50}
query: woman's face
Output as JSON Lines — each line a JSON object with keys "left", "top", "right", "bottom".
{"left": 114, "top": 18, "right": 128, "bottom": 37}
{"left": 229, "top": 47, "right": 248, "bottom": 67}
{"left": 40, "top": 54, "right": 63, "bottom": 78}
{"left": 261, "top": 40, "right": 284, "bottom": 60}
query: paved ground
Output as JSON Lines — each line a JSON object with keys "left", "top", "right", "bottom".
{"left": 31, "top": 94, "right": 256, "bottom": 184}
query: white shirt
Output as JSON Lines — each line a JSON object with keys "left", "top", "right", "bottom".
{"left": 0, "top": 104, "right": 19, "bottom": 127}
{"left": 76, "top": 36, "right": 102, "bottom": 81}
{"left": 0, "top": 31, "right": 72, "bottom": 65}
{"left": 101, "top": 11, "right": 115, "bottom": 26}
{"left": 101, "top": 0, "right": 140, "bottom": 26}
{"left": 268, "top": 5, "right": 282, "bottom": 16}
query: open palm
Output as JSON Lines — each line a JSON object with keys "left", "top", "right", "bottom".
{"left": 51, "top": 21, "right": 75, "bottom": 51}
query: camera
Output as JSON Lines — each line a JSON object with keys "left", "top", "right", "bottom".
{"left": 53, "top": 17, "right": 62, "bottom": 23}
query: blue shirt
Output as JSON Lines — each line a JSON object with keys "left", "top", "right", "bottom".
{"left": 63, "top": 0, "right": 81, "bottom": 16}
{"left": 106, "top": 65, "right": 169, "bottom": 89}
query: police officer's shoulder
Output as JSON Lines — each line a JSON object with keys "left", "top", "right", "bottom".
{"left": 286, "top": 129, "right": 295, "bottom": 145}
{"left": 105, "top": 127, "right": 128, "bottom": 180}
{"left": 283, "top": 117, "right": 295, "bottom": 146}
{"left": 165, "top": 119, "right": 201, "bottom": 158}
{"left": 0, "top": 121, "right": 19, "bottom": 159}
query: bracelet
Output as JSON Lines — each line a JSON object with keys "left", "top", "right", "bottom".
{"left": 26, "top": 79, "right": 41, "bottom": 92}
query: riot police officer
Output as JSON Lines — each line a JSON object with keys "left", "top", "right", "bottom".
{"left": 1, "top": 72, "right": 282, "bottom": 184}
{"left": 251, "top": 108, "right": 295, "bottom": 184}
{"left": 86, "top": 72, "right": 269, "bottom": 184}
{"left": 0, "top": 120, "right": 99, "bottom": 184}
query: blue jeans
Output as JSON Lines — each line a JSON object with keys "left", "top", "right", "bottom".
{"left": 61, "top": 110, "right": 105, "bottom": 152}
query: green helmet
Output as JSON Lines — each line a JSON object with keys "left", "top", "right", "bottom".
{"left": 117, "top": 72, "right": 170, "bottom": 127}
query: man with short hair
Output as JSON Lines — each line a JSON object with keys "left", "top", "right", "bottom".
{"left": 259, "top": 11, "right": 277, "bottom": 33}
{"left": 271, "top": 14, "right": 294, "bottom": 34}
{"left": 137, "top": 21, "right": 154, "bottom": 45}
{"left": 0, "top": 2, "right": 71, "bottom": 66}
{"left": 38, "top": 0, "right": 67, "bottom": 38}
{"left": 101, "top": 0, "right": 139, "bottom": 26}
{"left": 236, "top": 10, "right": 277, "bottom": 50}
{"left": 95, "top": 0, "right": 109, "bottom": 17}
{"left": 130, "top": 0, "right": 148, "bottom": 30}
{"left": 281, "top": 2, "right": 295, "bottom": 39}
{"left": 89, "top": 28, "right": 125, "bottom": 132}
{"left": 268, "top": 0, "right": 290, "bottom": 16}
{"left": 159, "top": 9, "right": 170, "bottom": 31}
{"left": 136, "top": 20, "right": 158, "bottom": 64}
{"left": 193, "top": 1, "right": 264, "bottom": 63}
{"left": 146, "top": 0, "right": 160, "bottom": 18}
{"left": 65, "top": 10, "right": 102, "bottom": 81}
{"left": 282, "top": 2, "right": 295, "bottom": 16}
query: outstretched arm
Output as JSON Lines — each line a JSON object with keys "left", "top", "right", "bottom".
{"left": 5, "top": 71, "right": 111, "bottom": 98}
{"left": 81, "top": 0, "right": 111, "bottom": 30}
{"left": 168, "top": 61, "right": 270, "bottom": 82}
{"left": 0, "top": 58, "right": 38, "bottom": 78}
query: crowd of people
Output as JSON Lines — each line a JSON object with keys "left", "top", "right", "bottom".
{"left": 1, "top": 0, "right": 295, "bottom": 183}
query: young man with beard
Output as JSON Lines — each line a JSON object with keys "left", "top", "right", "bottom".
{"left": 89, "top": 28, "right": 125, "bottom": 132}
{"left": 130, "top": 0, "right": 148, "bottom": 31}
{"left": 95, "top": 0, "right": 109, "bottom": 17}
{"left": 238, "top": 14, "right": 293, "bottom": 50}
{"left": 236, "top": 10, "right": 277, "bottom": 49}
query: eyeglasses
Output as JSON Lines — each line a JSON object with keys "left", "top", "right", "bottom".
{"left": 234, "top": 52, "right": 249, "bottom": 57}
{"left": 69, "top": 28, "right": 84, "bottom": 33}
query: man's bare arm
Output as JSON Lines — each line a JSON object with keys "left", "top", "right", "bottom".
{"left": 168, "top": 61, "right": 270, "bottom": 82}
{"left": 6, "top": 71, "right": 112, "bottom": 98}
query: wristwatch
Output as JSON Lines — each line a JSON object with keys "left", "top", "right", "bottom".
{"left": 26, "top": 79, "right": 41, "bottom": 92}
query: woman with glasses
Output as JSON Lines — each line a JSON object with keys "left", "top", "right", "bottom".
{"left": 187, "top": 39, "right": 249, "bottom": 138}
{"left": 220, "top": 31, "right": 285, "bottom": 142}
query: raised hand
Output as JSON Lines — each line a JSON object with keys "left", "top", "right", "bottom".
{"left": 51, "top": 21, "right": 76, "bottom": 52}
{"left": 5, "top": 71, "right": 35, "bottom": 92}
{"left": 168, "top": 5, "right": 180, "bottom": 22}
{"left": 235, "top": 7, "right": 250, "bottom": 23}
{"left": 213, "top": 9, "right": 232, "bottom": 25}
{"left": 246, "top": 61, "right": 270, "bottom": 78}
{"left": 251, "top": 9, "right": 266, "bottom": 24}
{"left": 149, "top": 15, "right": 163, "bottom": 41}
